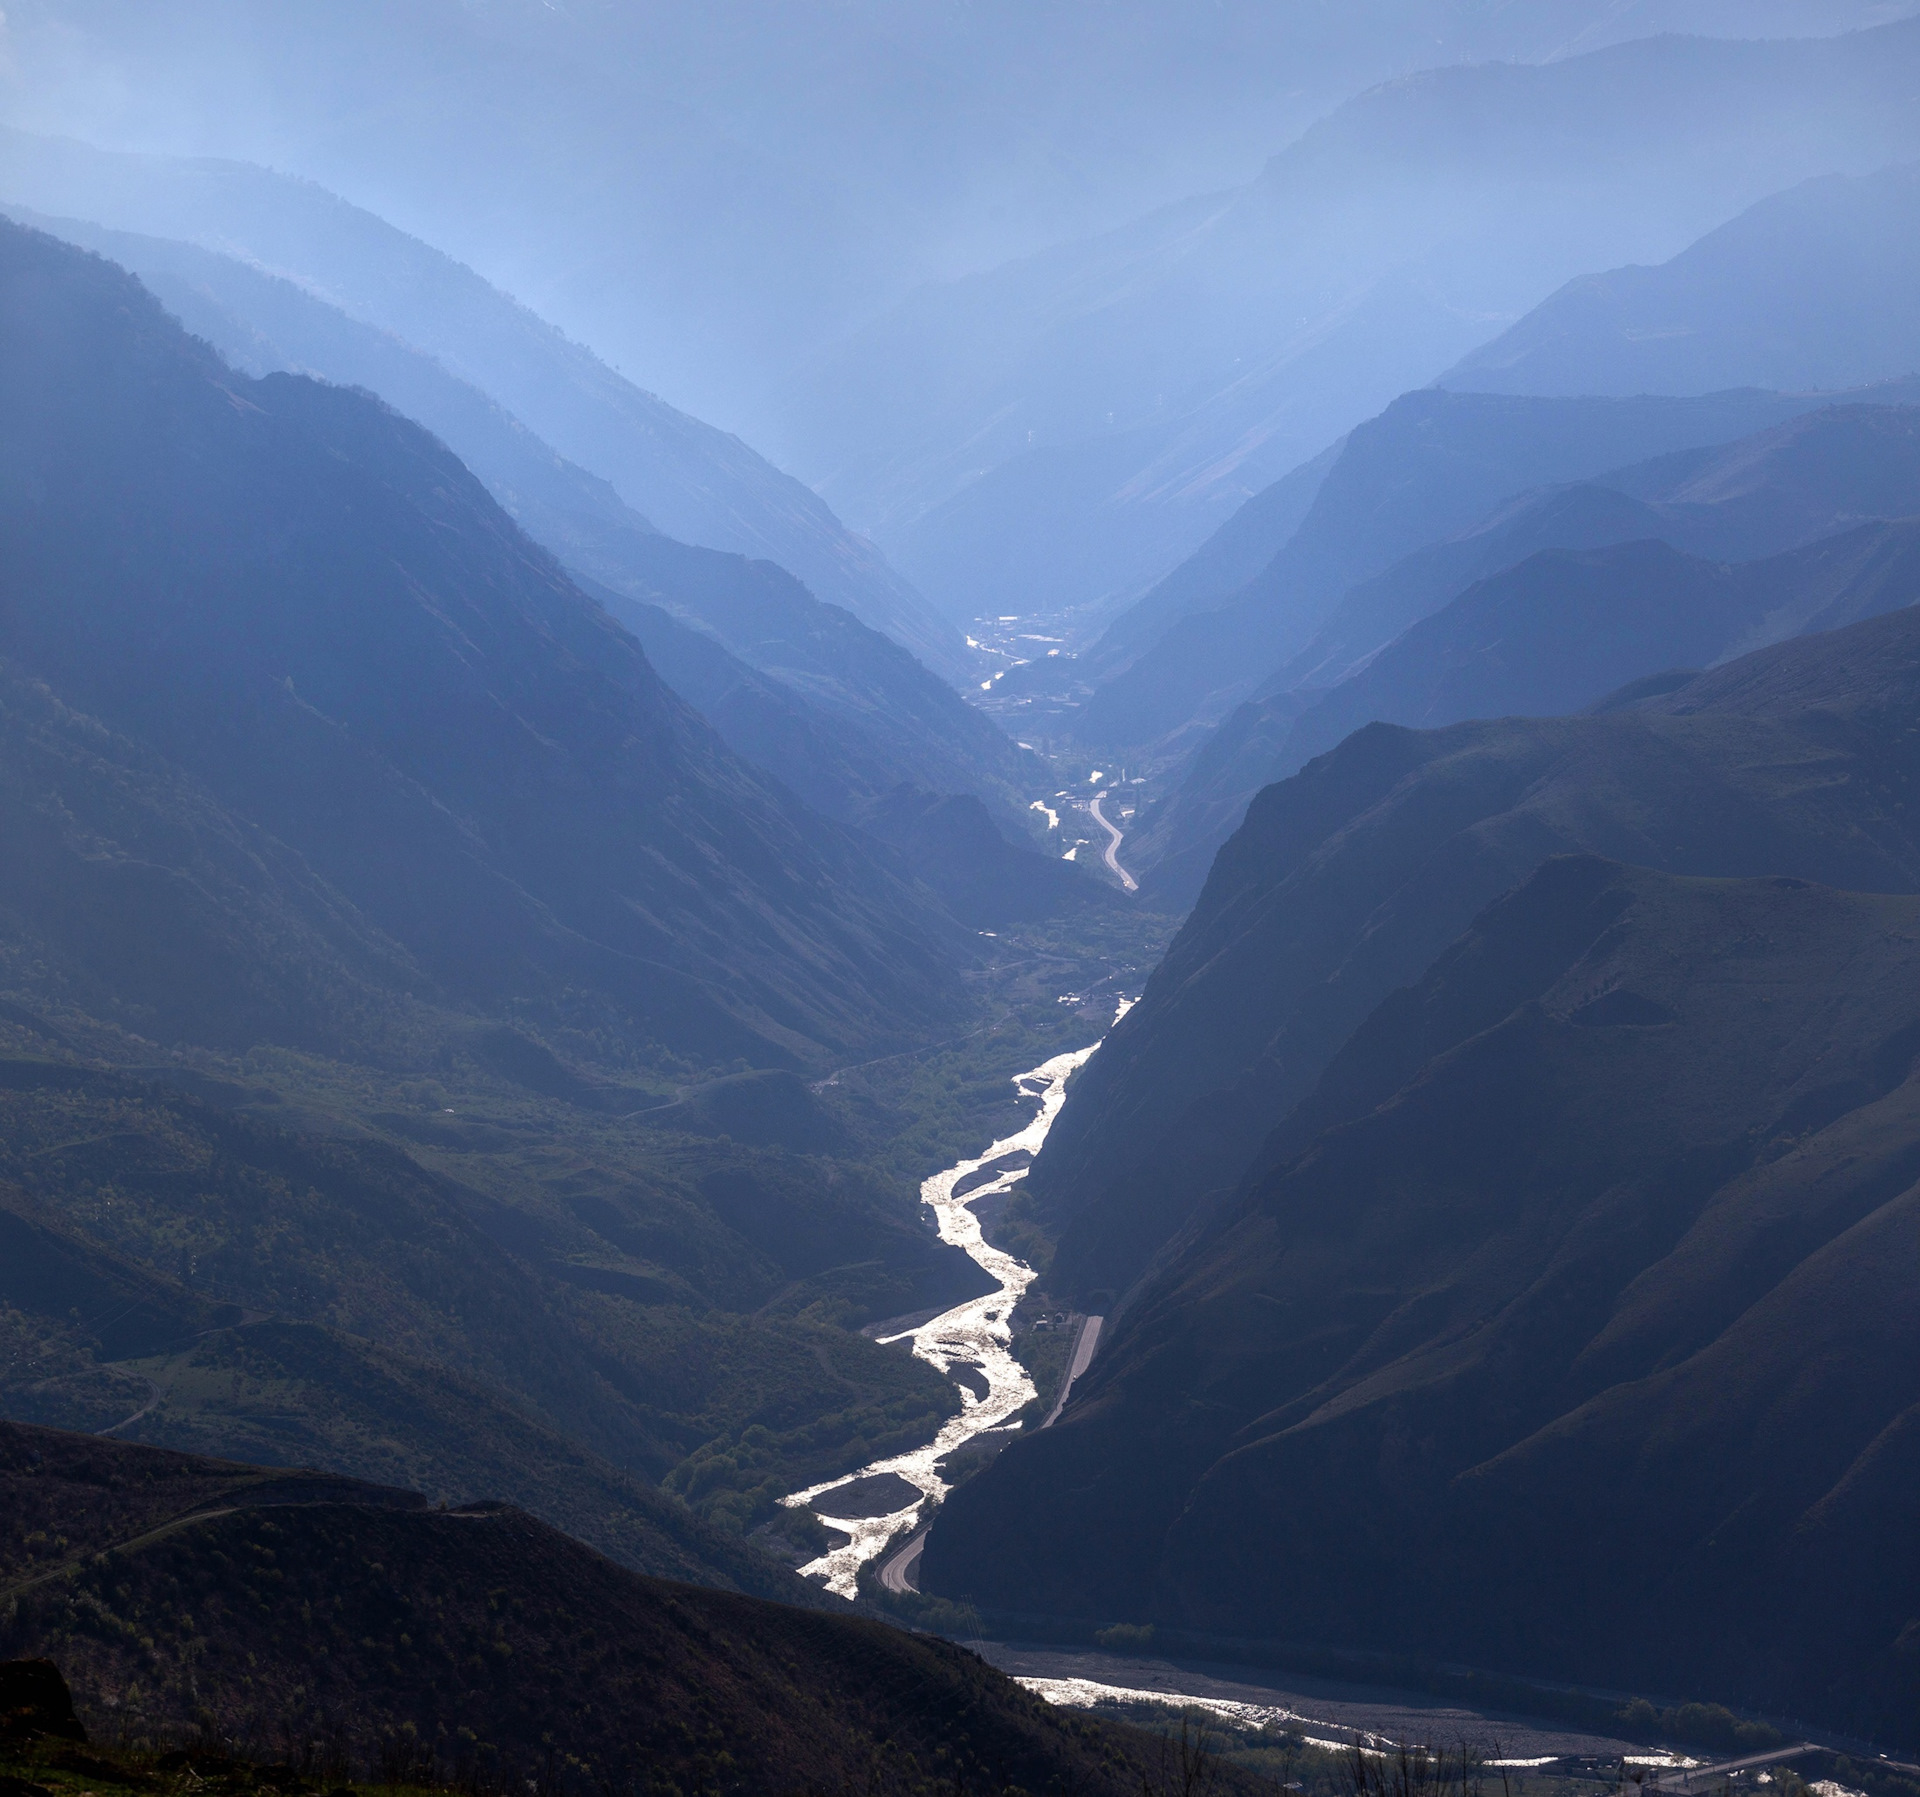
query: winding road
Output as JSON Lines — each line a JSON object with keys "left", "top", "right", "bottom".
{"left": 1088, "top": 792, "right": 1137, "bottom": 891}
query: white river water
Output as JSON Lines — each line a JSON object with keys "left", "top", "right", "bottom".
{"left": 784, "top": 1000, "right": 1130, "bottom": 1597}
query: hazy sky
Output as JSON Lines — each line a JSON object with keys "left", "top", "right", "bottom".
{"left": 3, "top": 0, "right": 1914, "bottom": 435}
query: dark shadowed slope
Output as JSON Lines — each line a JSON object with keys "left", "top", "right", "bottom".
{"left": 1136, "top": 399, "right": 1920, "bottom": 905}
{"left": 0, "top": 1425, "right": 1173, "bottom": 1796}
{"left": 1441, "top": 161, "right": 1920, "bottom": 399}
{"left": 1026, "top": 605, "right": 1920, "bottom": 1307}
{"left": 0, "top": 129, "right": 968, "bottom": 683}
{"left": 0, "top": 217, "right": 959, "bottom": 1072}
{"left": 926, "top": 857, "right": 1920, "bottom": 1744}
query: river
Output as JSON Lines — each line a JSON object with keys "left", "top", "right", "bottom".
{"left": 783, "top": 999, "right": 1130, "bottom": 1597}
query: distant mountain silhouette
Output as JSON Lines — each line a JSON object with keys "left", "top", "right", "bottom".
{"left": 928, "top": 849, "right": 1920, "bottom": 1743}
{"left": 796, "top": 19, "right": 1920, "bottom": 621}
{"left": 1083, "top": 387, "right": 1893, "bottom": 748}
{"left": 1440, "top": 161, "right": 1920, "bottom": 398}
{"left": 1134, "top": 401, "right": 1920, "bottom": 904}
{"left": 0, "top": 216, "right": 959, "bottom": 1072}
{"left": 0, "top": 130, "right": 968, "bottom": 683}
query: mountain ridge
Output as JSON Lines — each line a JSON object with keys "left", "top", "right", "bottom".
{"left": 926, "top": 853, "right": 1920, "bottom": 1743}
{"left": 0, "top": 129, "right": 970, "bottom": 684}
{"left": 0, "top": 215, "right": 962, "bottom": 1074}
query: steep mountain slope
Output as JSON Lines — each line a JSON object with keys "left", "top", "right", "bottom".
{"left": 0, "top": 1425, "right": 1169, "bottom": 1795}
{"left": 849, "top": 787, "right": 1119, "bottom": 932}
{"left": 1270, "top": 522, "right": 1920, "bottom": 787}
{"left": 799, "top": 18, "right": 1920, "bottom": 620}
{"left": 925, "top": 857, "right": 1920, "bottom": 1743}
{"left": 1271, "top": 393, "right": 1920, "bottom": 690}
{"left": 1134, "top": 400, "right": 1920, "bottom": 903}
{"left": 0, "top": 660, "right": 430, "bottom": 1059}
{"left": 1025, "top": 606, "right": 1920, "bottom": 1307}
{"left": 1441, "top": 161, "right": 1920, "bottom": 399}
{"left": 0, "top": 207, "right": 1039, "bottom": 822}
{"left": 0, "top": 129, "right": 967, "bottom": 681}
{"left": 1080, "top": 387, "right": 1853, "bottom": 745}
{"left": 0, "top": 216, "right": 960, "bottom": 1072}
{"left": 579, "top": 543, "right": 1038, "bottom": 826}
{"left": 1076, "top": 440, "right": 1347, "bottom": 683}
{"left": 596, "top": 594, "right": 1112, "bottom": 924}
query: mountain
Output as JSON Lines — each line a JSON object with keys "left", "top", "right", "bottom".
{"left": 1024, "top": 604, "right": 1920, "bottom": 1310}
{"left": 0, "top": 207, "right": 1040, "bottom": 822}
{"left": 0, "top": 216, "right": 1122, "bottom": 1601}
{"left": 575, "top": 543, "right": 1038, "bottom": 828}
{"left": 1078, "top": 387, "right": 1860, "bottom": 747}
{"left": 1072, "top": 440, "right": 1347, "bottom": 685}
{"left": 924, "top": 853, "right": 1920, "bottom": 1743}
{"left": 0, "top": 129, "right": 969, "bottom": 683}
{"left": 0, "top": 215, "right": 966, "bottom": 1073}
{"left": 1440, "top": 161, "right": 1920, "bottom": 399}
{"left": 2, "top": 2, "right": 1895, "bottom": 435}
{"left": 1277, "top": 521, "right": 1920, "bottom": 786}
{"left": 849, "top": 787, "right": 1120, "bottom": 933}
{"left": 0, "top": 1424, "right": 1174, "bottom": 1795}
{"left": 795, "top": 18, "right": 1920, "bottom": 622}
{"left": 1132, "top": 401, "right": 1920, "bottom": 904}
{"left": 0, "top": 1043, "right": 996, "bottom": 1574}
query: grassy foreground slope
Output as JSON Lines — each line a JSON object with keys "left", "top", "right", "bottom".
{"left": 0, "top": 1424, "right": 1178, "bottom": 1797}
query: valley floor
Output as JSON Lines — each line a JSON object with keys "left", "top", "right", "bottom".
{"left": 979, "top": 1645, "right": 1676, "bottom": 1762}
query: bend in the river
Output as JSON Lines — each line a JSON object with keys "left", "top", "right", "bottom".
{"left": 784, "top": 1000, "right": 1130, "bottom": 1597}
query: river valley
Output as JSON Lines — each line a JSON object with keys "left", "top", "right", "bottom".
{"left": 784, "top": 1001, "right": 1130, "bottom": 1597}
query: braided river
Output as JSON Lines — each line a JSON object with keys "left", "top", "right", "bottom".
{"left": 784, "top": 1000, "right": 1129, "bottom": 1597}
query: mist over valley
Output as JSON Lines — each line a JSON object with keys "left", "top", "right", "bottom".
{"left": 1, "top": 9, "right": 1918, "bottom": 1794}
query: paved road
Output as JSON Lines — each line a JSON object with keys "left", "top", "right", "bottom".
{"left": 95, "top": 1375, "right": 161, "bottom": 1437}
{"left": 1645, "top": 1745, "right": 1821, "bottom": 1792}
{"left": 1041, "top": 1315, "right": 1104, "bottom": 1427}
{"left": 979, "top": 1645, "right": 1656, "bottom": 1762}
{"left": 878, "top": 1530, "right": 927, "bottom": 1594}
{"left": 1088, "top": 793, "right": 1138, "bottom": 891}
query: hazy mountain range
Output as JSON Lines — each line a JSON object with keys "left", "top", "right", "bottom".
{"left": 7, "top": 2, "right": 1906, "bottom": 432}
{"left": 0, "top": 128, "right": 968, "bottom": 683}
{"left": 801, "top": 20, "right": 1920, "bottom": 620}
{"left": 8, "top": 3, "right": 1920, "bottom": 1777}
